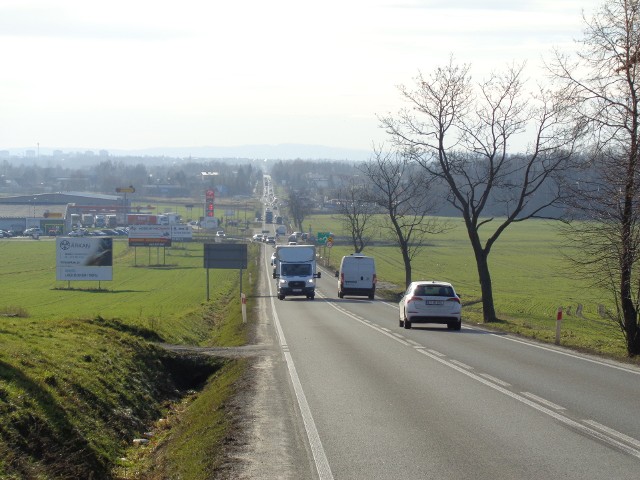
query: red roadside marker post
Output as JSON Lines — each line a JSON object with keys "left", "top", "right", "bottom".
{"left": 555, "top": 306, "right": 563, "bottom": 345}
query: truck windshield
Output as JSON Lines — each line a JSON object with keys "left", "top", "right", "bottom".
{"left": 282, "top": 264, "right": 312, "bottom": 276}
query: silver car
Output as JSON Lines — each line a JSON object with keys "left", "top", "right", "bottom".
{"left": 399, "top": 281, "right": 462, "bottom": 330}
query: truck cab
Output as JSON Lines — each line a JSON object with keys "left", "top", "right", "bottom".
{"left": 273, "top": 245, "right": 321, "bottom": 300}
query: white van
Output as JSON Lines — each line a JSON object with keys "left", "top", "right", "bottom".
{"left": 337, "top": 254, "right": 377, "bottom": 299}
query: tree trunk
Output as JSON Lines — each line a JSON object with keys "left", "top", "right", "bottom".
{"left": 469, "top": 234, "right": 497, "bottom": 323}
{"left": 621, "top": 196, "right": 640, "bottom": 356}
{"left": 476, "top": 253, "right": 497, "bottom": 323}
{"left": 400, "top": 242, "right": 412, "bottom": 289}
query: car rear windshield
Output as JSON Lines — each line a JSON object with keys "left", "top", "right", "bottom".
{"left": 415, "top": 285, "right": 454, "bottom": 297}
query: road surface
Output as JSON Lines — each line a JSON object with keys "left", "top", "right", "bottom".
{"left": 224, "top": 244, "right": 640, "bottom": 479}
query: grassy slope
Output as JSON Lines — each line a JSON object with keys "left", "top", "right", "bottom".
{"left": 0, "top": 238, "right": 259, "bottom": 478}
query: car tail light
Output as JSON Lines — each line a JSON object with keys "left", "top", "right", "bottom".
{"left": 406, "top": 296, "right": 422, "bottom": 303}
{"left": 447, "top": 297, "right": 461, "bottom": 304}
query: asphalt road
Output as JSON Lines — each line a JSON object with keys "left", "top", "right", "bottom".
{"left": 235, "top": 244, "right": 640, "bottom": 479}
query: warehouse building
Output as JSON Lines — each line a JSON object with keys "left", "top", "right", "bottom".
{"left": 0, "top": 192, "right": 129, "bottom": 235}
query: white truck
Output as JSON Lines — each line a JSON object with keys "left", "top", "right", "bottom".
{"left": 272, "top": 245, "right": 321, "bottom": 300}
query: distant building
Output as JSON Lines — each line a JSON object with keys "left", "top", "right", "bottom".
{"left": 0, "top": 192, "right": 130, "bottom": 234}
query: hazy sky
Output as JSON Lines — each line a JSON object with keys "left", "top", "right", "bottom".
{"left": 0, "top": 0, "right": 603, "bottom": 154}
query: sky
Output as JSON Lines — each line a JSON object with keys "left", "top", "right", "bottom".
{"left": 0, "top": 0, "right": 604, "bottom": 156}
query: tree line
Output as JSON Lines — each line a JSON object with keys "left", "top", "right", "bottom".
{"left": 275, "top": 0, "right": 640, "bottom": 357}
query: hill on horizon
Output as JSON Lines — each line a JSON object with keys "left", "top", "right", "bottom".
{"left": 4, "top": 143, "right": 372, "bottom": 162}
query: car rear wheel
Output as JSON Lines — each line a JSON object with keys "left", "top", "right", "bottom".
{"left": 338, "top": 291, "right": 344, "bottom": 298}
{"left": 399, "top": 318, "right": 404, "bottom": 327}
{"left": 448, "top": 320, "right": 462, "bottom": 331}
{"left": 404, "top": 318, "right": 412, "bottom": 329}
{"left": 278, "top": 294, "right": 285, "bottom": 300}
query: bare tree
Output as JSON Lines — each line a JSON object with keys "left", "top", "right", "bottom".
{"left": 287, "top": 188, "right": 311, "bottom": 232}
{"left": 380, "top": 58, "right": 578, "bottom": 322}
{"left": 336, "top": 177, "right": 376, "bottom": 253}
{"left": 550, "top": 0, "right": 640, "bottom": 356}
{"left": 360, "top": 147, "right": 448, "bottom": 288}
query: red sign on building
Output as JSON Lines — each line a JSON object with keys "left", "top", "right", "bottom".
{"left": 206, "top": 190, "right": 215, "bottom": 217}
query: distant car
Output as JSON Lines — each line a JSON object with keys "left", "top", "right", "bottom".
{"left": 216, "top": 231, "right": 226, "bottom": 237}
{"left": 0, "top": 229, "right": 11, "bottom": 238}
{"left": 399, "top": 281, "right": 462, "bottom": 330}
{"left": 270, "top": 252, "right": 277, "bottom": 265}
{"left": 68, "top": 229, "right": 85, "bottom": 237}
{"left": 288, "top": 241, "right": 297, "bottom": 245}
{"left": 23, "top": 228, "right": 42, "bottom": 237}
{"left": 266, "top": 236, "right": 276, "bottom": 244}
{"left": 252, "top": 233, "right": 263, "bottom": 242}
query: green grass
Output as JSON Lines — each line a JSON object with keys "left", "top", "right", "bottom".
{"left": 309, "top": 214, "right": 633, "bottom": 361}
{"left": 0, "top": 237, "right": 260, "bottom": 477}
{"left": 0, "top": 239, "right": 242, "bottom": 344}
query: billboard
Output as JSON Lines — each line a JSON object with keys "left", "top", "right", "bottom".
{"left": 204, "top": 244, "right": 248, "bottom": 269}
{"left": 128, "top": 225, "right": 172, "bottom": 247}
{"left": 171, "top": 224, "right": 193, "bottom": 241}
{"left": 56, "top": 237, "right": 113, "bottom": 281}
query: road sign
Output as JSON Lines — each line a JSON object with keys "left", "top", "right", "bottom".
{"left": 116, "top": 186, "right": 135, "bottom": 193}
{"left": 204, "top": 243, "right": 248, "bottom": 269}
{"left": 317, "top": 231, "right": 330, "bottom": 245}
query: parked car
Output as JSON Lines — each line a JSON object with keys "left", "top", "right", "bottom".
{"left": 23, "top": 227, "right": 42, "bottom": 237}
{"left": 399, "top": 281, "right": 462, "bottom": 330}
{"left": 216, "top": 230, "right": 226, "bottom": 237}
{"left": 0, "top": 229, "right": 12, "bottom": 238}
{"left": 266, "top": 236, "right": 276, "bottom": 244}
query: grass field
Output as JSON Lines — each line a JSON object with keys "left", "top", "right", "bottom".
{"left": 1, "top": 239, "right": 251, "bottom": 344}
{"left": 308, "top": 214, "right": 631, "bottom": 361}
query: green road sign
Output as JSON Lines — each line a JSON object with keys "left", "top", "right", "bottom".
{"left": 317, "top": 231, "right": 330, "bottom": 245}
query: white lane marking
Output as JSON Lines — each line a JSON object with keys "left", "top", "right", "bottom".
{"left": 583, "top": 420, "right": 640, "bottom": 449}
{"left": 479, "top": 373, "right": 512, "bottom": 387}
{"left": 520, "top": 392, "right": 566, "bottom": 411}
{"left": 266, "top": 256, "right": 334, "bottom": 480}
{"left": 449, "top": 359, "right": 473, "bottom": 370}
{"left": 462, "top": 324, "right": 640, "bottom": 376}
{"left": 321, "top": 291, "right": 640, "bottom": 459}
{"left": 414, "top": 348, "right": 640, "bottom": 459}
{"left": 375, "top": 293, "right": 640, "bottom": 376}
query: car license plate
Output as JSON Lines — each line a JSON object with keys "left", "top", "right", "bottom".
{"left": 426, "top": 300, "right": 444, "bottom": 305}
{"left": 293, "top": 289, "right": 302, "bottom": 292}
